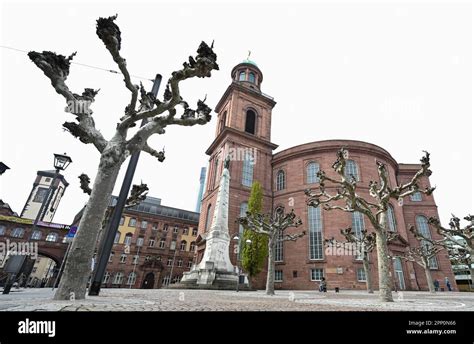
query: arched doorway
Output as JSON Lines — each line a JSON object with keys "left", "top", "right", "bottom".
{"left": 141, "top": 272, "right": 155, "bottom": 289}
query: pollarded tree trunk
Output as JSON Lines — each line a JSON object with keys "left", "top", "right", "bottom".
{"left": 362, "top": 252, "right": 374, "bottom": 293}
{"left": 54, "top": 150, "right": 124, "bottom": 300}
{"left": 375, "top": 212, "right": 393, "bottom": 302}
{"left": 266, "top": 236, "right": 276, "bottom": 296}
{"left": 422, "top": 258, "right": 435, "bottom": 293}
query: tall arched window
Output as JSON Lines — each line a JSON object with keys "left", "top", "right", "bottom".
{"left": 275, "top": 207, "right": 284, "bottom": 262}
{"left": 276, "top": 170, "right": 286, "bottom": 191}
{"left": 241, "top": 152, "right": 254, "bottom": 187}
{"left": 239, "top": 71, "right": 246, "bottom": 81}
{"left": 190, "top": 242, "right": 196, "bottom": 252}
{"left": 45, "top": 232, "right": 58, "bottom": 242}
{"left": 306, "top": 162, "right": 320, "bottom": 184}
{"left": 248, "top": 72, "right": 255, "bottom": 83}
{"left": 245, "top": 110, "right": 256, "bottom": 135}
{"left": 212, "top": 157, "right": 219, "bottom": 188}
{"left": 352, "top": 211, "right": 365, "bottom": 260}
{"left": 0, "top": 225, "right": 5, "bottom": 236}
{"left": 416, "top": 215, "right": 438, "bottom": 269}
{"left": 31, "top": 230, "right": 42, "bottom": 240}
{"left": 180, "top": 240, "right": 187, "bottom": 251}
{"left": 345, "top": 160, "right": 359, "bottom": 181}
{"left": 219, "top": 111, "right": 227, "bottom": 133}
{"left": 387, "top": 204, "right": 397, "bottom": 232}
{"left": 308, "top": 206, "right": 323, "bottom": 260}
{"left": 114, "top": 231, "right": 121, "bottom": 243}
{"left": 205, "top": 204, "right": 212, "bottom": 230}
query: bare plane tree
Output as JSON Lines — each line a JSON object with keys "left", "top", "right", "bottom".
{"left": 28, "top": 15, "right": 218, "bottom": 300}
{"left": 305, "top": 148, "right": 435, "bottom": 302}
{"left": 394, "top": 226, "right": 445, "bottom": 293}
{"left": 238, "top": 206, "right": 305, "bottom": 295}
{"left": 428, "top": 215, "right": 473, "bottom": 288}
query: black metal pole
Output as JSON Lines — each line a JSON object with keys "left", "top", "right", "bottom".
{"left": 89, "top": 74, "right": 162, "bottom": 296}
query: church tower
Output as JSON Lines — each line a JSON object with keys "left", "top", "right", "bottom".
{"left": 197, "top": 59, "right": 278, "bottom": 267}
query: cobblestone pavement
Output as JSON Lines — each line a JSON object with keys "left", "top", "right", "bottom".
{"left": 1, "top": 288, "right": 473, "bottom": 311}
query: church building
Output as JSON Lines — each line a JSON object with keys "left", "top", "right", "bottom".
{"left": 196, "top": 59, "right": 456, "bottom": 291}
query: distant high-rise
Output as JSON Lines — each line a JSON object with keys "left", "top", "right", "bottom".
{"left": 195, "top": 167, "right": 206, "bottom": 213}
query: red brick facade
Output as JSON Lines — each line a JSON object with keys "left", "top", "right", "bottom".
{"left": 197, "top": 61, "right": 456, "bottom": 292}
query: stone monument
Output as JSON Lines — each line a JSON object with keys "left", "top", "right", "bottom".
{"left": 180, "top": 155, "right": 240, "bottom": 289}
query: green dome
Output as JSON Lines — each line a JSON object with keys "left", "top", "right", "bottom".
{"left": 242, "top": 59, "right": 258, "bottom": 67}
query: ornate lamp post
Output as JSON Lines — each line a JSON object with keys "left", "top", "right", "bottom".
{"left": 233, "top": 234, "right": 251, "bottom": 292}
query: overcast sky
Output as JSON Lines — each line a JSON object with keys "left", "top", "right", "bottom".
{"left": 1, "top": 0, "right": 472, "bottom": 226}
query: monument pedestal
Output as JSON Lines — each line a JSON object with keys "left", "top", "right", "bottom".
{"left": 177, "top": 159, "right": 249, "bottom": 290}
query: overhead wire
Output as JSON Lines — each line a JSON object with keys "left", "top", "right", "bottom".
{"left": 0, "top": 45, "right": 154, "bottom": 82}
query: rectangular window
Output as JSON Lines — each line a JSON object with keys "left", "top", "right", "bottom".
{"left": 310, "top": 268, "right": 324, "bottom": 281}
{"left": 129, "top": 218, "right": 137, "bottom": 227}
{"left": 132, "top": 255, "right": 139, "bottom": 265}
{"left": 275, "top": 230, "right": 283, "bottom": 262}
{"left": 187, "top": 261, "right": 193, "bottom": 268}
{"left": 170, "top": 241, "right": 176, "bottom": 250}
{"left": 241, "top": 153, "right": 254, "bottom": 187}
{"left": 410, "top": 192, "right": 422, "bottom": 202}
{"left": 140, "top": 221, "right": 148, "bottom": 229}
{"left": 173, "top": 226, "right": 179, "bottom": 233}
{"left": 119, "top": 217, "right": 125, "bottom": 226}
{"left": 33, "top": 187, "right": 49, "bottom": 203}
{"left": 152, "top": 223, "right": 158, "bottom": 231}
{"left": 119, "top": 254, "right": 127, "bottom": 263}
{"left": 167, "top": 258, "right": 173, "bottom": 266}
{"left": 108, "top": 253, "right": 114, "bottom": 263}
{"left": 275, "top": 270, "right": 283, "bottom": 282}
{"left": 357, "top": 268, "right": 366, "bottom": 282}
{"left": 163, "top": 224, "right": 168, "bottom": 232}
{"left": 192, "top": 228, "right": 198, "bottom": 236}
{"left": 308, "top": 206, "right": 323, "bottom": 260}
{"left": 183, "top": 228, "right": 189, "bottom": 235}
{"left": 136, "top": 237, "right": 144, "bottom": 247}
{"left": 148, "top": 238, "right": 155, "bottom": 247}
{"left": 159, "top": 240, "right": 166, "bottom": 248}
{"left": 177, "top": 259, "right": 183, "bottom": 267}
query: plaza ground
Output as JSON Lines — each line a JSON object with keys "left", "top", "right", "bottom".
{"left": 1, "top": 288, "right": 473, "bottom": 311}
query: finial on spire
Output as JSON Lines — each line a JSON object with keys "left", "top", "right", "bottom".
{"left": 247, "top": 50, "right": 251, "bottom": 60}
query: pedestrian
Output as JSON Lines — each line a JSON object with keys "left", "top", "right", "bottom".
{"left": 319, "top": 277, "right": 327, "bottom": 292}
{"left": 433, "top": 279, "right": 439, "bottom": 292}
{"left": 445, "top": 277, "right": 452, "bottom": 291}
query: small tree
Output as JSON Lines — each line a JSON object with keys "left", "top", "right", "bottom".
{"left": 395, "top": 226, "right": 445, "bottom": 293}
{"left": 428, "top": 215, "right": 473, "bottom": 287}
{"left": 238, "top": 207, "right": 305, "bottom": 295}
{"left": 305, "top": 148, "right": 435, "bottom": 302}
{"left": 29, "top": 15, "right": 218, "bottom": 300}
{"left": 241, "top": 182, "right": 268, "bottom": 284}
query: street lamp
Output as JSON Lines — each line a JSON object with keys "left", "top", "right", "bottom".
{"left": 233, "top": 234, "right": 251, "bottom": 292}
{"left": 32, "top": 153, "right": 72, "bottom": 229}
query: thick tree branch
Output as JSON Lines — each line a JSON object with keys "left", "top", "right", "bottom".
{"left": 96, "top": 15, "right": 138, "bottom": 116}
{"left": 28, "top": 51, "right": 107, "bottom": 152}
